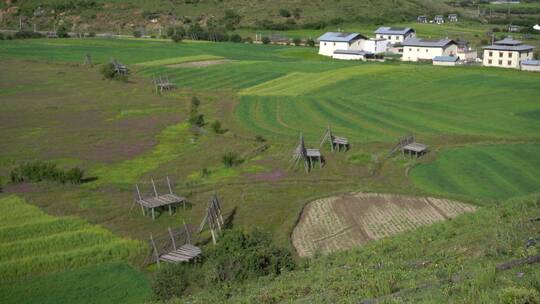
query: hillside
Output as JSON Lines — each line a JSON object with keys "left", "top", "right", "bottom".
{"left": 0, "top": 0, "right": 455, "bottom": 33}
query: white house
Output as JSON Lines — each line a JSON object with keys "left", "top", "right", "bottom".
{"left": 332, "top": 50, "right": 372, "bottom": 61}
{"left": 359, "top": 39, "right": 388, "bottom": 54}
{"left": 317, "top": 32, "right": 368, "bottom": 57}
{"left": 448, "top": 14, "right": 458, "bottom": 22}
{"left": 456, "top": 40, "right": 478, "bottom": 63}
{"left": 374, "top": 27, "right": 416, "bottom": 46}
{"left": 434, "top": 15, "right": 444, "bottom": 24}
{"left": 433, "top": 56, "right": 459, "bottom": 66}
{"left": 402, "top": 38, "right": 458, "bottom": 62}
{"left": 482, "top": 38, "right": 534, "bottom": 69}
{"left": 521, "top": 59, "right": 540, "bottom": 72}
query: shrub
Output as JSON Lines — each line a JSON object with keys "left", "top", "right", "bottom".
{"left": 133, "top": 30, "right": 143, "bottom": 38}
{"left": 205, "top": 229, "right": 295, "bottom": 283}
{"left": 0, "top": 32, "right": 5, "bottom": 40}
{"left": 229, "top": 33, "right": 242, "bottom": 43}
{"left": 255, "top": 135, "right": 266, "bottom": 143}
{"left": 152, "top": 264, "right": 191, "bottom": 301}
{"left": 279, "top": 9, "right": 291, "bottom": 18}
{"left": 210, "top": 120, "right": 223, "bottom": 134}
{"left": 306, "top": 38, "right": 315, "bottom": 47}
{"left": 13, "top": 31, "right": 44, "bottom": 39}
{"left": 191, "top": 96, "right": 200, "bottom": 110}
{"left": 292, "top": 37, "right": 302, "bottom": 46}
{"left": 261, "top": 36, "right": 271, "bottom": 44}
{"left": 222, "top": 152, "right": 242, "bottom": 167}
{"left": 201, "top": 167, "right": 210, "bottom": 177}
{"left": 100, "top": 62, "right": 116, "bottom": 79}
{"left": 243, "top": 36, "right": 253, "bottom": 43}
{"left": 189, "top": 113, "right": 205, "bottom": 127}
{"left": 498, "top": 287, "right": 540, "bottom": 304}
{"left": 57, "top": 26, "right": 69, "bottom": 38}
{"left": 171, "top": 33, "right": 183, "bottom": 42}
{"left": 10, "top": 161, "right": 84, "bottom": 185}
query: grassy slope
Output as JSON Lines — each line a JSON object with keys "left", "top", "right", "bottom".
{"left": 0, "top": 263, "right": 151, "bottom": 304}
{"left": 411, "top": 144, "right": 540, "bottom": 200}
{"left": 183, "top": 195, "right": 540, "bottom": 303}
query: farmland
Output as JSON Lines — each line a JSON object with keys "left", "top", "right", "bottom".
{"left": 1, "top": 36, "right": 540, "bottom": 302}
{"left": 292, "top": 193, "right": 475, "bottom": 257}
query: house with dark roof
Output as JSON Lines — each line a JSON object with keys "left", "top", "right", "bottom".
{"left": 374, "top": 27, "right": 416, "bottom": 46}
{"left": 433, "top": 56, "right": 459, "bottom": 66}
{"left": 316, "top": 32, "right": 368, "bottom": 57}
{"left": 402, "top": 38, "right": 458, "bottom": 62}
{"left": 482, "top": 38, "right": 534, "bottom": 69}
{"left": 521, "top": 59, "right": 540, "bottom": 72}
{"left": 434, "top": 15, "right": 444, "bottom": 24}
{"left": 448, "top": 14, "right": 458, "bottom": 22}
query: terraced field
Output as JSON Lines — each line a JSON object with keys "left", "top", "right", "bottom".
{"left": 292, "top": 193, "right": 475, "bottom": 257}
{"left": 0, "top": 195, "right": 144, "bottom": 278}
{"left": 411, "top": 144, "right": 540, "bottom": 200}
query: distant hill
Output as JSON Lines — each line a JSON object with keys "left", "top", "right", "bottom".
{"left": 0, "top": 0, "right": 456, "bottom": 33}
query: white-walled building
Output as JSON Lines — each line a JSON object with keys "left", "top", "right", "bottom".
{"left": 482, "top": 38, "right": 534, "bottom": 69}
{"left": 375, "top": 27, "right": 416, "bottom": 45}
{"left": 456, "top": 40, "right": 478, "bottom": 63}
{"left": 521, "top": 60, "right": 540, "bottom": 72}
{"left": 402, "top": 38, "right": 458, "bottom": 62}
{"left": 359, "top": 39, "right": 388, "bottom": 54}
{"left": 317, "top": 32, "right": 368, "bottom": 57}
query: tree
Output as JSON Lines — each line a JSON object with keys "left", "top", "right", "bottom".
{"left": 57, "top": 25, "right": 69, "bottom": 38}
{"left": 133, "top": 30, "right": 143, "bottom": 38}
{"left": 229, "top": 33, "right": 242, "bottom": 43}
{"left": 223, "top": 9, "right": 241, "bottom": 30}
{"left": 171, "top": 33, "right": 182, "bottom": 42}
{"left": 222, "top": 152, "right": 241, "bottom": 167}
{"left": 306, "top": 38, "right": 315, "bottom": 47}
{"left": 211, "top": 120, "right": 223, "bottom": 133}
{"left": 292, "top": 37, "right": 302, "bottom": 46}
{"left": 261, "top": 36, "right": 271, "bottom": 44}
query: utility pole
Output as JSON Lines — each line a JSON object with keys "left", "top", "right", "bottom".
{"left": 19, "top": 16, "right": 22, "bottom": 31}
{"left": 33, "top": 23, "right": 36, "bottom": 32}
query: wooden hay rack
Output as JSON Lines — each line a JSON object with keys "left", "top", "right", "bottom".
{"left": 290, "top": 133, "right": 323, "bottom": 172}
{"left": 135, "top": 177, "right": 186, "bottom": 220}
{"left": 388, "top": 133, "right": 428, "bottom": 158}
{"left": 149, "top": 222, "right": 202, "bottom": 266}
{"left": 110, "top": 59, "right": 129, "bottom": 76}
{"left": 320, "top": 126, "right": 349, "bottom": 152}
{"left": 198, "top": 193, "right": 224, "bottom": 245}
{"left": 153, "top": 75, "right": 176, "bottom": 94}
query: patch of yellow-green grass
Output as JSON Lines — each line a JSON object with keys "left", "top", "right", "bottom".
{"left": 89, "top": 122, "right": 196, "bottom": 185}
{"left": 240, "top": 65, "right": 394, "bottom": 96}
{"left": 188, "top": 164, "right": 266, "bottom": 183}
{"left": 135, "top": 54, "right": 224, "bottom": 67}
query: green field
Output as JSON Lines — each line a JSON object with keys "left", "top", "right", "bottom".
{"left": 412, "top": 144, "right": 540, "bottom": 200}
{"left": 1, "top": 37, "right": 540, "bottom": 302}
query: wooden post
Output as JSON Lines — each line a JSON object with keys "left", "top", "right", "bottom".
{"left": 150, "top": 233, "right": 160, "bottom": 267}
{"left": 166, "top": 176, "right": 173, "bottom": 194}
{"left": 319, "top": 156, "right": 322, "bottom": 168}
{"left": 152, "top": 208, "right": 155, "bottom": 220}
{"left": 184, "top": 220, "right": 191, "bottom": 244}
{"left": 151, "top": 178, "right": 158, "bottom": 197}
{"left": 210, "top": 228, "right": 217, "bottom": 245}
{"left": 168, "top": 227, "right": 177, "bottom": 250}
{"left": 169, "top": 204, "right": 172, "bottom": 215}
{"left": 135, "top": 184, "right": 142, "bottom": 201}
{"left": 140, "top": 204, "right": 146, "bottom": 216}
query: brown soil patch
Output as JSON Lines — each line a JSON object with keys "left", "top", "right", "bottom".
{"left": 168, "top": 59, "right": 232, "bottom": 68}
{"left": 3, "top": 183, "right": 40, "bottom": 194}
{"left": 292, "top": 193, "right": 476, "bottom": 257}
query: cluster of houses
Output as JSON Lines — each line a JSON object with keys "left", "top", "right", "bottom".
{"left": 317, "top": 27, "right": 539, "bottom": 72}
{"left": 417, "top": 14, "right": 458, "bottom": 24}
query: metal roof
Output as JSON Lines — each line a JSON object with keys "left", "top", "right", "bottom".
{"left": 375, "top": 27, "right": 414, "bottom": 35}
{"left": 433, "top": 56, "right": 459, "bottom": 62}
{"left": 522, "top": 60, "right": 540, "bottom": 66}
{"left": 403, "top": 38, "right": 456, "bottom": 48}
{"left": 494, "top": 38, "right": 522, "bottom": 46}
{"left": 317, "top": 32, "right": 367, "bottom": 42}
{"left": 483, "top": 44, "right": 534, "bottom": 51}
{"left": 333, "top": 49, "right": 372, "bottom": 55}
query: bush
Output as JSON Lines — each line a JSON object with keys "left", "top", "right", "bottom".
{"left": 243, "top": 36, "right": 253, "bottom": 43}
{"left": 191, "top": 96, "right": 200, "bottom": 110}
{"left": 292, "top": 37, "right": 302, "bottom": 46}
{"left": 10, "top": 161, "right": 84, "bottom": 185}
{"left": 133, "top": 30, "right": 142, "bottom": 38}
{"left": 222, "top": 152, "right": 242, "bottom": 167}
{"left": 210, "top": 120, "right": 223, "bottom": 134}
{"left": 152, "top": 264, "right": 191, "bottom": 301}
{"left": 0, "top": 33, "right": 5, "bottom": 40}
{"left": 229, "top": 33, "right": 242, "bottom": 43}
{"left": 171, "top": 33, "right": 183, "bottom": 42}
{"left": 57, "top": 26, "right": 69, "bottom": 38}
{"left": 279, "top": 9, "right": 291, "bottom": 18}
{"left": 100, "top": 62, "right": 116, "bottom": 79}
{"left": 306, "top": 38, "right": 315, "bottom": 47}
{"left": 498, "top": 287, "right": 540, "bottom": 304}
{"left": 189, "top": 113, "right": 205, "bottom": 127}
{"left": 205, "top": 229, "right": 295, "bottom": 283}
{"left": 261, "top": 36, "right": 271, "bottom": 44}
{"left": 255, "top": 135, "right": 266, "bottom": 143}
{"left": 13, "top": 31, "right": 44, "bottom": 39}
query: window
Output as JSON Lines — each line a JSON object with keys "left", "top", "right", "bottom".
{"left": 426, "top": 49, "right": 428, "bottom": 53}
{"left": 498, "top": 60, "right": 503, "bottom": 65}
{"left": 417, "top": 48, "right": 420, "bottom": 52}
{"left": 508, "top": 52, "right": 512, "bottom": 58}
{"left": 324, "top": 42, "right": 327, "bottom": 46}
{"left": 409, "top": 48, "right": 412, "bottom": 51}
{"left": 333, "top": 42, "right": 336, "bottom": 46}
{"left": 499, "top": 52, "right": 503, "bottom": 57}
{"left": 489, "top": 51, "right": 493, "bottom": 57}
{"left": 508, "top": 60, "right": 512, "bottom": 66}
{"left": 488, "top": 59, "right": 492, "bottom": 64}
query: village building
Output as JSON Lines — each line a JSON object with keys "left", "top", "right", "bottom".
{"left": 448, "top": 14, "right": 458, "bottom": 22}
{"left": 375, "top": 27, "right": 416, "bottom": 45}
{"left": 520, "top": 59, "right": 540, "bottom": 72}
{"left": 433, "top": 56, "right": 459, "bottom": 66}
{"left": 456, "top": 40, "right": 478, "bottom": 63}
{"left": 402, "top": 38, "right": 458, "bottom": 62}
{"left": 317, "top": 32, "right": 368, "bottom": 57}
{"left": 482, "top": 38, "right": 534, "bottom": 69}
{"left": 317, "top": 32, "right": 387, "bottom": 59}
{"left": 417, "top": 15, "right": 428, "bottom": 23}
{"left": 434, "top": 15, "right": 445, "bottom": 24}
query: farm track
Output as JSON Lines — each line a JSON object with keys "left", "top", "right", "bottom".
{"left": 292, "top": 193, "right": 476, "bottom": 257}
